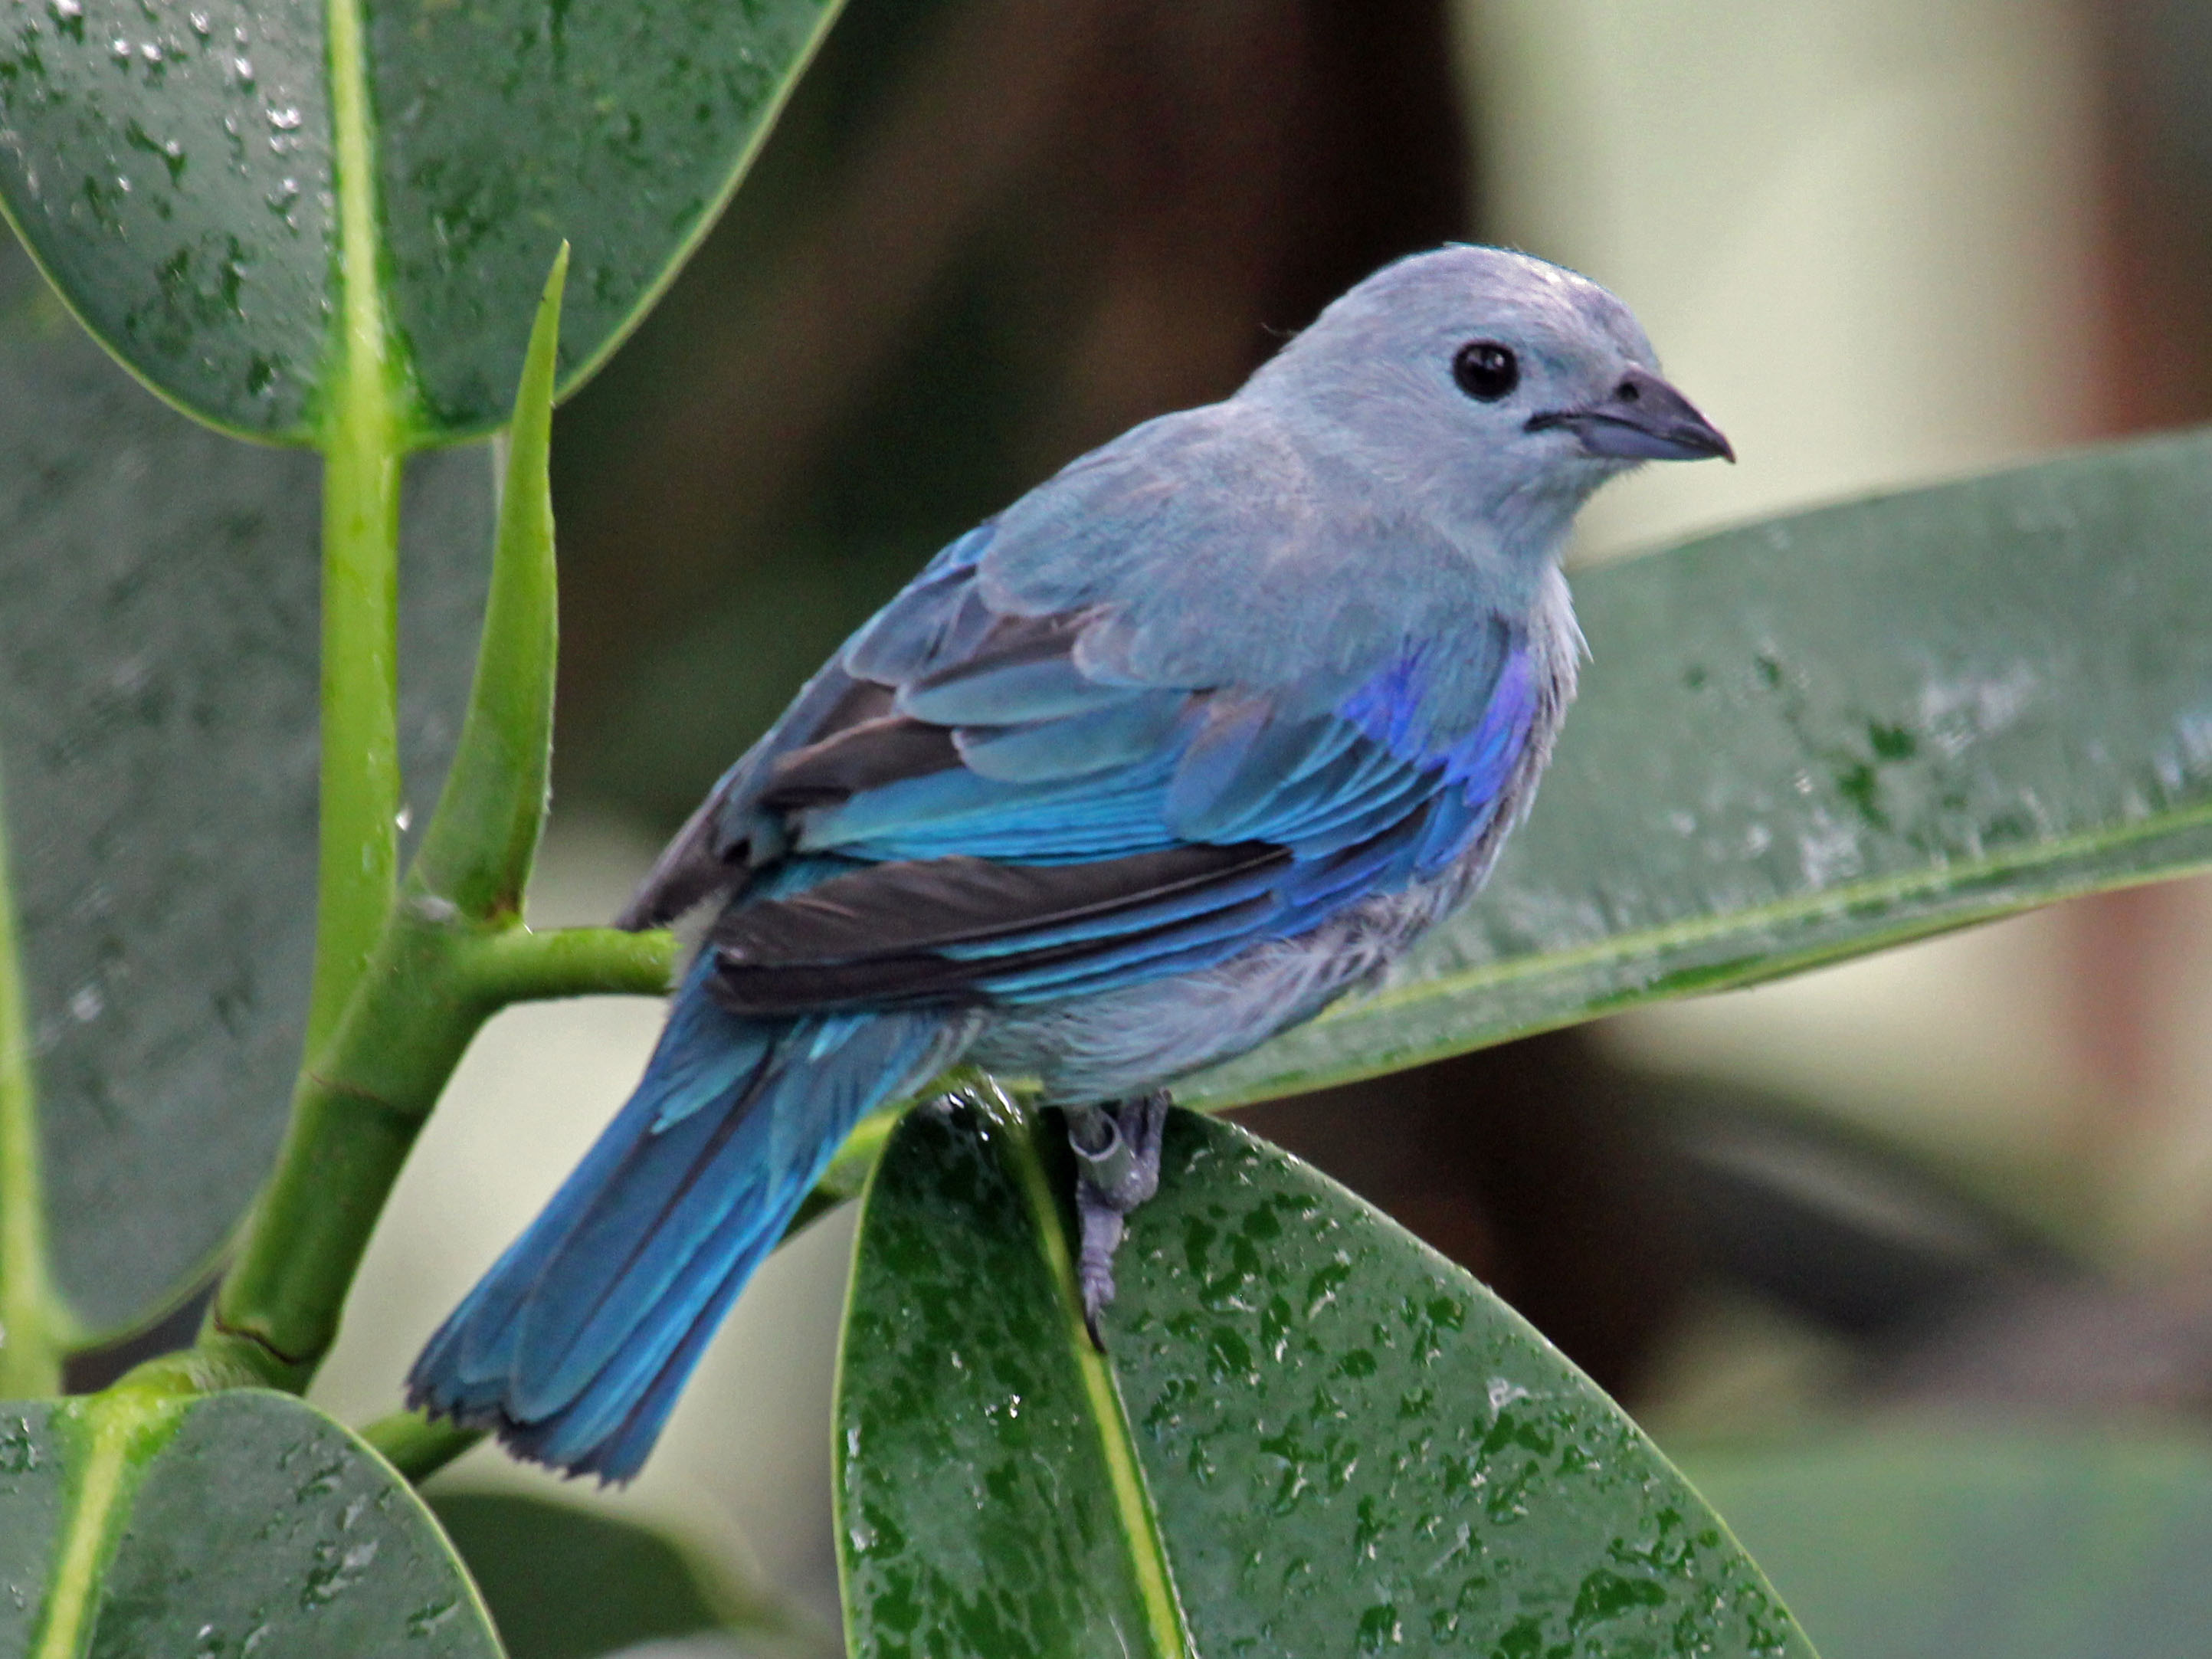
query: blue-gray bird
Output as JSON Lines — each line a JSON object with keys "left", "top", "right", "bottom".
{"left": 408, "top": 245, "right": 1731, "bottom": 1480}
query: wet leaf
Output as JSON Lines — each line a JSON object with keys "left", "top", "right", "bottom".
{"left": 1681, "top": 1432, "right": 2212, "bottom": 1659}
{"left": 430, "top": 1490, "right": 831, "bottom": 1659}
{"left": 0, "top": 1389, "right": 500, "bottom": 1654}
{"left": 838, "top": 1099, "right": 1812, "bottom": 1658}
{"left": 1188, "top": 428, "right": 2212, "bottom": 1107}
{"left": 0, "top": 234, "right": 490, "bottom": 1342}
{"left": 0, "top": 0, "right": 841, "bottom": 438}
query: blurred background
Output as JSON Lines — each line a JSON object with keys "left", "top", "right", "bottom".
{"left": 280, "top": 0, "right": 2212, "bottom": 1648}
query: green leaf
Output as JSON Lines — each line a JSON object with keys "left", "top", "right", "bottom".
{"left": 0, "top": 231, "right": 490, "bottom": 1346}
{"left": 837, "top": 1097, "right": 1811, "bottom": 1658}
{"left": 0, "top": 1387, "right": 500, "bottom": 1655}
{"left": 1188, "top": 427, "right": 2212, "bottom": 1107}
{"left": 0, "top": 0, "right": 843, "bottom": 439}
{"left": 430, "top": 1490, "right": 831, "bottom": 1659}
{"left": 1679, "top": 1432, "right": 2212, "bottom": 1659}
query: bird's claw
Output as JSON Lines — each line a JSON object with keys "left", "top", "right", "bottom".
{"left": 1066, "top": 1092, "right": 1168, "bottom": 1348}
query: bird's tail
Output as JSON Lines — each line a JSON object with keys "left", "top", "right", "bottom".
{"left": 408, "top": 959, "right": 960, "bottom": 1481}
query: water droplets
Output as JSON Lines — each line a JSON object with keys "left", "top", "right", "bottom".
{"left": 404, "top": 1599, "right": 459, "bottom": 1639}
{"left": 263, "top": 101, "right": 305, "bottom": 156}
{"left": 299, "top": 1534, "right": 378, "bottom": 1608}
{"left": 123, "top": 118, "right": 189, "bottom": 187}
{"left": 0, "top": 1418, "right": 38, "bottom": 1474}
{"left": 291, "top": 1453, "right": 346, "bottom": 1501}
{"left": 264, "top": 175, "right": 301, "bottom": 228}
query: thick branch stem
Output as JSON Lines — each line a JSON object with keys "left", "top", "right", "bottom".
{"left": 305, "top": 0, "right": 405, "bottom": 1057}
{"left": 193, "top": 252, "right": 679, "bottom": 1393}
{"left": 362, "top": 1408, "right": 483, "bottom": 1484}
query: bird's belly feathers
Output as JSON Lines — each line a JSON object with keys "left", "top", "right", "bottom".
{"left": 968, "top": 851, "right": 1482, "bottom": 1103}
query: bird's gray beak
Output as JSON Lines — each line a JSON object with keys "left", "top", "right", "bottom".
{"left": 1528, "top": 366, "right": 1734, "bottom": 463}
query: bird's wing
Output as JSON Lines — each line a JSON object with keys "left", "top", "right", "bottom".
{"left": 613, "top": 523, "right": 996, "bottom": 929}
{"left": 621, "top": 402, "right": 1558, "bottom": 1011}
{"left": 698, "top": 560, "right": 1545, "bottom": 1012}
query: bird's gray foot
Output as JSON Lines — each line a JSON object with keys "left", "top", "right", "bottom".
{"left": 1064, "top": 1091, "right": 1168, "bottom": 1348}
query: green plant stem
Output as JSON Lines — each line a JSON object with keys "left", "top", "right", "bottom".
{"left": 462, "top": 922, "right": 680, "bottom": 1005}
{"left": 186, "top": 251, "right": 680, "bottom": 1394}
{"left": 204, "top": 918, "right": 677, "bottom": 1387}
{"left": 0, "top": 756, "right": 64, "bottom": 1396}
{"left": 198, "top": 0, "right": 411, "bottom": 1394}
{"left": 126, "top": 930, "right": 666, "bottom": 1397}
{"left": 306, "top": 0, "right": 405, "bottom": 1057}
{"left": 310, "top": 418, "right": 402, "bottom": 1056}
{"left": 204, "top": 916, "right": 676, "bottom": 1387}
{"left": 362, "top": 1408, "right": 484, "bottom": 1484}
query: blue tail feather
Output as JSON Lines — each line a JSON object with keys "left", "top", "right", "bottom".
{"left": 408, "top": 959, "right": 956, "bottom": 1481}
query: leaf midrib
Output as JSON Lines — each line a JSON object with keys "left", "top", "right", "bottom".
{"left": 1188, "top": 785, "right": 2212, "bottom": 1107}
{"left": 28, "top": 1391, "right": 189, "bottom": 1659}
{"left": 0, "top": 757, "right": 70, "bottom": 1392}
{"left": 997, "top": 1094, "right": 1191, "bottom": 1659}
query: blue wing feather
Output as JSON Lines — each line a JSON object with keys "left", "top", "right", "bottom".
{"left": 841, "top": 523, "right": 999, "bottom": 681}
{"left": 953, "top": 692, "right": 1188, "bottom": 784}
{"left": 677, "top": 546, "right": 1545, "bottom": 1011}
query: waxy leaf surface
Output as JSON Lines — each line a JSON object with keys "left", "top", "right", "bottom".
{"left": 0, "top": 0, "right": 841, "bottom": 437}
{"left": 0, "top": 235, "right": 489, "bottom": 1340}
{"left": 431, "top": 1489, "right": 834, "bottom": 1659}
{"left": 839, "top": 1101, "right": 1813, "bottom": 1658}
{"left": 0, "top": 1389, "right": 499, "bottom": 1654}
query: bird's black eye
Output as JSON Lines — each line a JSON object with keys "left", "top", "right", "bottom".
{"left": 1452, "top": 340, "right": 1519, "bottom": 402}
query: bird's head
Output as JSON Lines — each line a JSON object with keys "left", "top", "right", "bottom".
{"left": 1244, "top": 244, "right": 1731, "bottom": 561}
